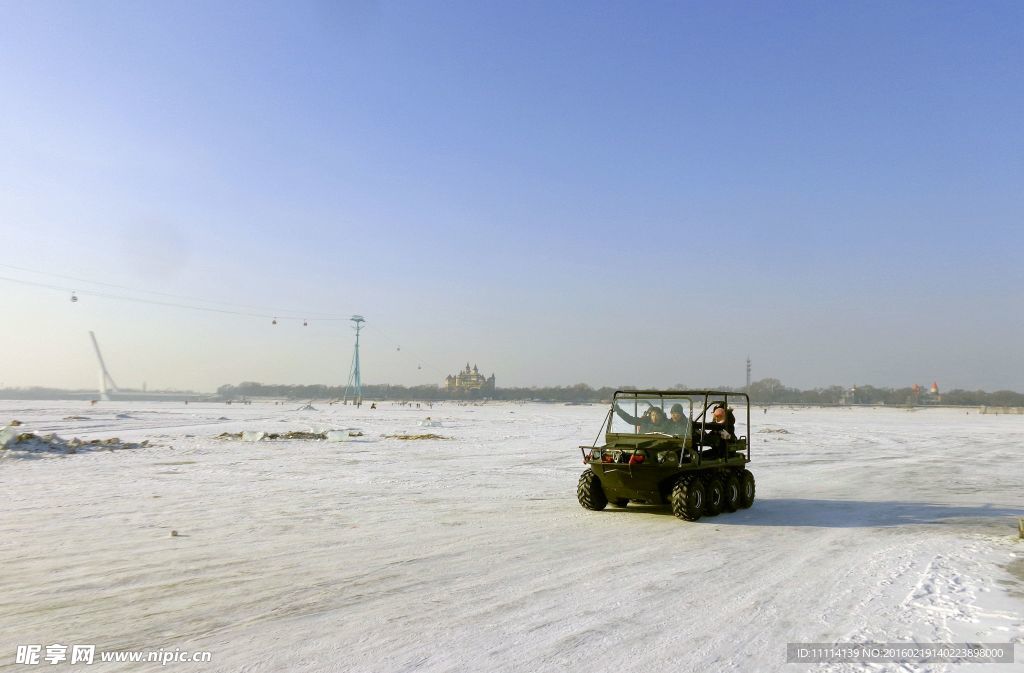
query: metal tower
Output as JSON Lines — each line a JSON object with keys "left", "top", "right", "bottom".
{"left": 342, "top": 315, "right": 365, "bottom": 406}
{"left": 746, "top": 356, "right": 751, "bottom": 392}
{"left": 89, "top": 331, "right": 119, "bottom": 401}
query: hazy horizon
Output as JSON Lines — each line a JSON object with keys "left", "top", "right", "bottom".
{"left": 2, "top": 364, "right": 1020, "bottom": 397}
{"left": 2, "top": 2, "right": 1021, "bottom": 393}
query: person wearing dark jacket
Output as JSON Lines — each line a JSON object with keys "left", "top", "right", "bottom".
{"left": 695, "top": 404, "right": 736, "bottom": 457}
{"left": 706, "top": 404, "right": 736, "bottom": 440}
{"left": 614, "top": 403, "right": 671, "bottom": 433}
{"left": 665, "top": 403, "right": 692, "bottom": 436}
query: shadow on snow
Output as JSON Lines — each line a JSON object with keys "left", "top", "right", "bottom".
{"left": 616, "top": 499, "right": 1022, "bottom": 529}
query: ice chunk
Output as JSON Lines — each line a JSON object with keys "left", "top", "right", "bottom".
{"left": 241, "top": 431, "right": 266, "bottom": 442}
{"left": 0, "top": 425, "right": 18, "bottom": 449}
{"left": 325, "top": 428, "right": 363, "bottom": 441}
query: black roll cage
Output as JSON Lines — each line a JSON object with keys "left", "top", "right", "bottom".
{"left": 606, "top": 389, "right": 751, "bottom": 465}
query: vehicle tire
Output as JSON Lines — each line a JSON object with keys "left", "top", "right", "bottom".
{"left": 721, "top": 473, "right": 740, "bottom": 513}
{"left": 577, "top": 469, "right": 608, "bottom": 511}
{"left": 704, "top": 477, "right": 724, "bottom": 517}
{"left": 671, "top": 476, "right": 705, "bottom": 521}
{"left": 611, "top": 498, "right": 629, "bottom": 508}
{"left": 738, "top": 469, "right": 756, "bottom": 509}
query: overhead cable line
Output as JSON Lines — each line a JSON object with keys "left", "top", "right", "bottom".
{"left": 0, "top": 262, "right": 348, "bottom": 319}
{"left": 0, "top": 274, "right": 349, "bottom": 323}
{"left": 363, "top": 324, "right": 440, "bottom": 378}
{"left": 2, "top": 269, "right": 443, "bottom": 377}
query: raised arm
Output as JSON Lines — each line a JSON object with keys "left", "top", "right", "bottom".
{"left": 613, "top": 403, "right": 643, "bottom": 426}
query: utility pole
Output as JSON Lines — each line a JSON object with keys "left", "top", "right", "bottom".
{"left": 342, "top": 315, "right": 365, "bottom": 406}
{"left": 746, "top": 356, "right": 751, "bottom": 392}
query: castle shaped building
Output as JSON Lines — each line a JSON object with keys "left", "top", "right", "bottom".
{"left": 445, "top": 363, "right": 496, "bottom": 394}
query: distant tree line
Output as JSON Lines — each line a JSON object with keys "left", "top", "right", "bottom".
{"left": 745, "top": 378, "right": 1024, "bottom": 406}
{"left": 216, "top": 381, "right": 623, "bottom": 403}
{"left": 1, "top": 381, "right": 1020, "bottom": 407}
{"left": 214, "top": 380, "right": 1024, "bottom": 407}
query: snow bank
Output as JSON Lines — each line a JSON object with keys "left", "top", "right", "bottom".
{"left": 0, "top": 423, "right": 149, "bottom": 456}
{"left": 216, "top": 429, "right": 366, "bottom": 441}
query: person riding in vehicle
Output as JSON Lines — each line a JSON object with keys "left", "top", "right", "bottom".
{"left": 708, "top": 404, "right": 736, "bottom": 440}
{"left": 666, "top": 403, "right": 691, "bottom": 436}
{"left": 613, "top": 403, "right": 672, "bottom": 433}
{"left": 695, "top": 403, "right": 736, "bottom": 456}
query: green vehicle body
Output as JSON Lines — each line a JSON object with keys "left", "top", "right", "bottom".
{"left": 577, "top": 390, "right": 756, "bottom": 521}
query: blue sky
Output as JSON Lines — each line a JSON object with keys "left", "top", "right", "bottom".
{"left": 1, "top": 1, "right": 1021, "bottom": 392}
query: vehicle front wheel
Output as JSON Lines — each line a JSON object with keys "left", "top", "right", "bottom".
{"left": 738, "top": 469, "right": 756, "bottom": 509}
{"left": 577, "top": 469, "right": 608, "bottom": 511}
{"left": 671, "top": 476, "right": 705, "bottom": 521}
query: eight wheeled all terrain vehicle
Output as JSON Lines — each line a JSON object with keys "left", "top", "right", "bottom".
{"left": 577, "top": 390, "right": 754, "bottom": 521}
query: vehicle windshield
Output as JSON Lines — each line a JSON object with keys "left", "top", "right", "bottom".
{"left": 610, "top": 393, "right": 693, "bottom": 436}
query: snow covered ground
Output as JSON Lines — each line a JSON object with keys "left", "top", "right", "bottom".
{"left": 1, "top": 401, "right": 1021, "bottom": 672}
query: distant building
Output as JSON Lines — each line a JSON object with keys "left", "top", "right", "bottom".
{"left": 445, "top": 363, "right": 496, "bottom": 395}
{"left": 912, "top": 381, "right": 942, "bottom": 404}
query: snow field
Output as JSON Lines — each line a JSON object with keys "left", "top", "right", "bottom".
{"left": 0, "top": 402, "right": 1021, "bottom": 672}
